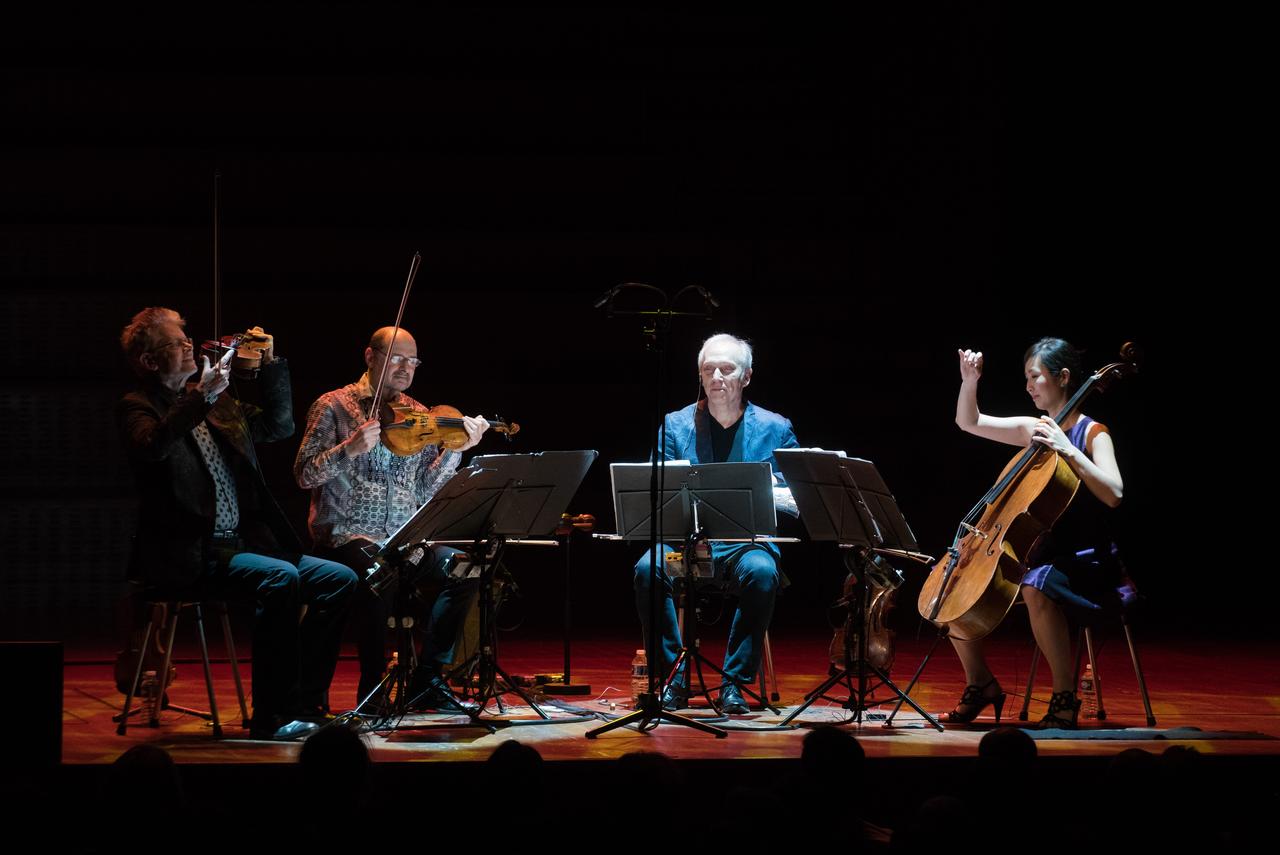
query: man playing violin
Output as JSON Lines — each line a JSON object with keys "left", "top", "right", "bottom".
{"left": 634, "top": 333, "right": 799, "bottom": 715}
{"left": 117, "top": 307, "right": 358, "bottom": 740}
{"left": 295, "top": 326, "right": 489, "bottom": 711}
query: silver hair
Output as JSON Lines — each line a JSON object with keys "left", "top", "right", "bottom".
{"left": 120, "top": 307, "right": 184, "bottom": 376}
{"left": 697, "top": 333, "right": 753, "bottom": 374}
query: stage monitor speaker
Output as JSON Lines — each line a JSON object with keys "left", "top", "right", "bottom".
{"left": 0, "top": 641, "right": 63, "bottom": 766}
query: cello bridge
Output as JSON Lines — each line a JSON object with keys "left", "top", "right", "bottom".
{"left": 960, "top": 522, "right": 987, "bottom": 541}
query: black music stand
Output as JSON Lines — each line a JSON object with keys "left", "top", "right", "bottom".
{"left": 773, "top": 450, "right": 942, "bottom": 730}
{"left": 354, "top": 450, "right": 597, "bottom": 730}
{"left": 587, "top": 461, "right": 779, "bottom": 738}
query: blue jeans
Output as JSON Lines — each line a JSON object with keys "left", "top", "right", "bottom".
{"left": 633, "top": 542, "right": 780, "bottom": 686}
{"left": 196, "top": 551, "right": 358, "bottom": 722}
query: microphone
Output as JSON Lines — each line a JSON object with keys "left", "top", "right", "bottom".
{"left": 592, "top": 286, "right": 622, "bottom": 309}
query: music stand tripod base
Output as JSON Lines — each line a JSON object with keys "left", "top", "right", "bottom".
{"left": 585, "top": 691, "right": 728, "bottom": 739}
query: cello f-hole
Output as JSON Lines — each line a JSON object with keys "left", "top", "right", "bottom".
{"left": 984, "top": 523, "right": 1003, "bottom": 557}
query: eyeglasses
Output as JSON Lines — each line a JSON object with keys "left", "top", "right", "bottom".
{"left": 373, "top": 347, "right": 422, "bottom": 368}
{"left": 149, "top": 337, "right": 193, "bottom": 353}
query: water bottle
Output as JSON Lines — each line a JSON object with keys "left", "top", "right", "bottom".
{"left": 1079, "top": 663, "right": 1097, "bottom": 719}
{"left": 630, "top": 649, "right": 648, "bottom": 707}
{"left": 140, "top": 670, "right": 160, "bottom": 722}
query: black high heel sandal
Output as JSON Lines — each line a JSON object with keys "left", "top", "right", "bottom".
{"left": 944, "top": 677, "right": 1007, "bottom": 724}
{"left": 1037, "top": 689, "right": 1081, "bottom": 729}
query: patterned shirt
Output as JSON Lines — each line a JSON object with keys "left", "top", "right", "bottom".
{"left": 191, "top": 421, "right": 240, "bottom": 532}
{"left": 294, "top": 373, "right": 461, "bottom": 548}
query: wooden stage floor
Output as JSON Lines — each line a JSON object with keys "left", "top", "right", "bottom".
{"left": 61, "top": 631, "right": 1280, "bottom": 765}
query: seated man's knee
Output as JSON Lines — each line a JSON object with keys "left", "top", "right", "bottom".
{"left": 331, "top": 565, "right": 359, "bottom": 600}
{"left": 737, "top": 551, "right": 779, "bottom": 593}
{"left": 258, "top": 561, "right": 302, "bottom": 600}
{"left": 633, "top": 549, "right": 666, "bottom": 592}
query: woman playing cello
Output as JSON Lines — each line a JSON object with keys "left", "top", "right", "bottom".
{"left": 944, "top": 338, "right": 1126, "bottom": 729}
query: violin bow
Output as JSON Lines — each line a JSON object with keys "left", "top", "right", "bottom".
{"left": 367, "top": 251, "right": 422, "bottom": 420}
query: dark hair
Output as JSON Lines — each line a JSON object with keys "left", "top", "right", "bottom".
{"left": 1024, "top": 337, "right": 1084, "bottom": 394}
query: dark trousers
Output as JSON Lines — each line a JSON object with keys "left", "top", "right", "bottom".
{"left": 322, "top": 539, "right": 481, "bottom": 704}
{"left": 634, "top": 541, "right": 780, "bottom": 686}
{"left": 195, "top": 550, "right": 358, "bottom": 723}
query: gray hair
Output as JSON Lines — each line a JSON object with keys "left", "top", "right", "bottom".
{"left": 120, "top": 307, "right": 184, "bottom": 376}
{"left": 697, "top": 333, "right": 753, "bottom": 373}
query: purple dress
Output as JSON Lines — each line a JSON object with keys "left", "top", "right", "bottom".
{"left": 1019, "top": 416, "right": 1134, "bottom": 621}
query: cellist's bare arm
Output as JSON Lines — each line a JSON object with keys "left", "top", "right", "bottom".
{"left": 1032, "top": 418, "right": 1124, "bottom": 507}
{"left": 955, "top": 349, "right": 1036, "bottom": 447}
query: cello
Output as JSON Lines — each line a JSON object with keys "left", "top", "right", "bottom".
{"left": 916, "top": 343, "right": 1139, "bottom": 641}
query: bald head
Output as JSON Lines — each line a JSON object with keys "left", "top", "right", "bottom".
{"left": 369, "top": 327, "right": 416, "bottom": 352}
{"left": 365, "top": 327, "right": 419, "bottom": 395}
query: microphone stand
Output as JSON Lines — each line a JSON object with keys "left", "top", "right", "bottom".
{"left": 587, "top": 283, "right": 726, "bottom": 739}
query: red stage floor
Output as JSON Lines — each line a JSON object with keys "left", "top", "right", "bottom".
{"left": 61, "top": 631, "right": 1280, "bottom": 765}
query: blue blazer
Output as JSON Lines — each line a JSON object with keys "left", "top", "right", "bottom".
{"left": 659, "top": 400, "right": 799, "bottom": 485}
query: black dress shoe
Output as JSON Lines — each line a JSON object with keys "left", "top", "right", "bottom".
{"left": 718, "top": 683, "right": 750, "bottom": 715}
{"left": 660, "top": 684, "right": 689, "bottom": 711}
{"left": 408, "top": 676, "right": 475, "bottom": 714}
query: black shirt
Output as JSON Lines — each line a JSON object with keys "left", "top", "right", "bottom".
{"left": 709, "top": 412, "right": 744, "bottom": 463}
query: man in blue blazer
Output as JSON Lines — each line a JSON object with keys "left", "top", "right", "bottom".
{"left": 634, "top": 333, "right": 799, "bottom": 714}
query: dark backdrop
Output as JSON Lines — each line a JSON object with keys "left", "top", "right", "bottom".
{"left": 2, "top": 7, "right": 1249, "bottom": 648}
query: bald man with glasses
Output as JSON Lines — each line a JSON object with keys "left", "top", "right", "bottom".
{"left": 295, "top": 327, "right": 489, "bottom": 712}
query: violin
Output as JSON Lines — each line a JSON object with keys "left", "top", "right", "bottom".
{"left": 829, "top": 547, "right": 904, "bottom": 675}
{"left": 378, "top": 401, "right": 519, "bottom": 456}
{"left": 200, "top": 326, "right": 273, "bottom": 379}
{"left": 916, "top": 343, "right": 1139, "bottom": 640}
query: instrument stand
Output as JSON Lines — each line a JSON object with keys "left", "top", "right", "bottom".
{"left": 781, "top": 547, "right": 939, "bottom": 729}
{"left": 773, "top": 449, "right": 941, "bottom": 731}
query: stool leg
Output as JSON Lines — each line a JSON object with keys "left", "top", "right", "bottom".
{"left": 1019, "top": 644, "right": 1040, "bottom": 721}
{"left": 1084, "top": 627, "right": 1105, "bottom": 721}
{"left": 1123, "top": 620, "right": 1157, "bottom": 727}
{"left": 192, "top": 604, "right": 222, "bottom": 737}
{"left": 219, "top": 606, "right": 250, "bottom": 728}
{"left": 116, "top": 614, "right": 157, "bottom": 736}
